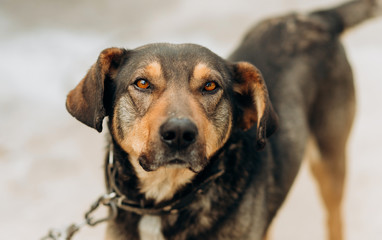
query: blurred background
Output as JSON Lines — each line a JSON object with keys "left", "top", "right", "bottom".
{"left": 0, "top": 0, "right": 381, "bottom": 239}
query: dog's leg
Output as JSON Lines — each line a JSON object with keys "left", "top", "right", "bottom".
{"left": 307, "top": 98, "right": 355, "bottom": 240}
{"left": 307, "top": 136, "right": 346, "bottom": 240}
{"left": 305, "top": 39, "right": 356, "bottom": 240}
{"left": 262, "top": 225, "right": 273, "bottom": 240}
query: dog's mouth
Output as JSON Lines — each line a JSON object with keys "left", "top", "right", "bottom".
{"left": 138, "top": 155, "right": 205, "bottom": 173}
{"left": 167, "top": 158, "right": 188, "bottom": 166}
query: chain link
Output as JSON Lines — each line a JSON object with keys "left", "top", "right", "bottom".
{"left": 85, "top": 192, "right": 118, "bottom": 226}
{"left": 41, "top": 192, "right": 118, "bottom": 240}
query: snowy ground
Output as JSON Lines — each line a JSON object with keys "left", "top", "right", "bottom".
{"left": 0, "top": 0, "right": 381, "bottom": 239}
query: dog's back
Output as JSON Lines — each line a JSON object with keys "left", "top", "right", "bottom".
{"left": 229, "top": 1, "right": 379, "bottom": 239}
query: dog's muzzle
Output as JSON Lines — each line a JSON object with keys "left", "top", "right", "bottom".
{"left": 138, "top": 117, "right": 205, "bottom": 172}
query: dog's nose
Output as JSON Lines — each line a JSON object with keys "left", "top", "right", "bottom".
{"left": 160, "top": 118, "right": 198, "bottom": 149}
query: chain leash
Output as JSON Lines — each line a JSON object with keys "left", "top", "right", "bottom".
{"left": 41, "top": 192, "right": 118, "bottom": 240}
{"left": 41, "top": 144, "right": 225, "bottom": 239}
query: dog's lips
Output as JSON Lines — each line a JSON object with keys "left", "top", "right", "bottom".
{"left": 165, "top": 157, "right": 205, "bottom": 173}
{"left": 138, "top": 155, "right": 156, "bottom": 172}
{"left": 158, "top": 157, "right": 192, "bottom": 170}
{"left": 138, "top": 154, "right": 205, "bottom": 173}
{"left": 167, "top": 158, "right": 188, "bottom": 166}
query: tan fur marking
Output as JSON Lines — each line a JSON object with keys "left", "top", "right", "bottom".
{"left": 191, "top": 64, "right": 231, "bottom": 157}
{"left": 193, "top": 63, "right": 211, "bottom": 79}
{"left": 306, "top": 135, "right": 345, "bottom": 240}
{"left": 253, "top": 82, "right": 266, "bottom": 128}
{"left": 112, "top": 94, "right": 152, "bottom": 168}
{"left": 138, "top": 167, "right": 195, "bottom": 203}
{"left": 204, "top": 121, "right": 221, "bottom": 158}
{"left": 120, "top": 96, "right": 166, "bottom": 156}
{"left": 145, "top": 61, "right": 163, "bottom": 79}
{"left": 131, "top": 61, "right": 166, "bottom": 90}
{"left": 191, "top": 63, "right": 222, "bottom": 90}
{"left": 188, "top": 97, "right": 222, "bottom": 158}
{"left": 190, "top": 63, "right": 211, "bottom": 90}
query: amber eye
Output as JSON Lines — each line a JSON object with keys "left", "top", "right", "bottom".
{"left": 135, "top": 79, "right": 150, "bottom": 89}
{"left": 203, "top": 81, "right": 217, "bottom": 92}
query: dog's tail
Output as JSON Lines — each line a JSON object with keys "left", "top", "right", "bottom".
{"left": 310, "top": 0, "right": 381, "bottom": 36}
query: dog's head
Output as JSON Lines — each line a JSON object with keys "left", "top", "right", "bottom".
{"left": 66, "top": 43, "right": 278, "bottom": 200}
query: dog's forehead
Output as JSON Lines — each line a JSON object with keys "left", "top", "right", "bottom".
{"left": 130, "top": 43, "right": 227, "bottom": 74}
{"left": 134, "top": 43, "right": 220, "bottom": 60}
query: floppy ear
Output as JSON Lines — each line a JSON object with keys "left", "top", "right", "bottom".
{"left": 66, "top": 47, "right": 127, "bottom": 132}
{"left": 232, "top": 62, "right": 279, "bottom": 150}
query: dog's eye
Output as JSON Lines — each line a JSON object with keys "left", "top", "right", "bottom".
{"left": 203, "top": 81, "right": 217, "bottom": 92}
{"left": 135, "top": 79, "right": 151, "bottom": 89}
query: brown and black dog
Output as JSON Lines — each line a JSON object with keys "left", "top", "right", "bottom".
{"left": 66, "top": 1, "right": 379, "bottom": 239}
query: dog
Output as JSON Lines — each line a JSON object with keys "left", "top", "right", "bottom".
{"left": 65, "top": 1, "right": 379, "bottom": 239}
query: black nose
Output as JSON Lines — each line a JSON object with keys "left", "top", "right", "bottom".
{"left": 160, "top": 118, "right": 198, "bottom": 149}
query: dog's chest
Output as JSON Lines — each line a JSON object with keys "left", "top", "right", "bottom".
{"left": 138, "top": 215, "right": 165, "bottom": 240}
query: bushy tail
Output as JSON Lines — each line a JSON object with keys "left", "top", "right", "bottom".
{"left": 310, "top": 0, "right": 381, "bottom": 35}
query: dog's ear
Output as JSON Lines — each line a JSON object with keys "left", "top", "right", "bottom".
{"left": 232, "top": 62, "right": 279, "bottom": 150}
{"left": 66, "top": 47, "right": 127, "bottom": 132}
